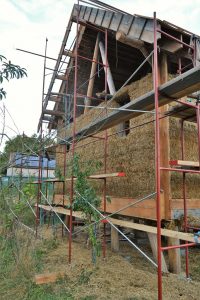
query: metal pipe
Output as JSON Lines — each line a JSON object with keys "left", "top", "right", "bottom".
{"left": 161, "top": 167, "right": 200, "bottom": 174}
{"left": 102, "top": 28, "right": 109, "bottom": 259}
{"left": 196, "top": 103, "right": 200, "bottom": 169}
{"left": 162, "top": 243, "right": 195, "bottom": 251}
{"left": 16, "top": 48, "right": 68, "bottom": 64}
{"left": 68, "top": 0, "right": 80, "bottom": 264}
{"left": 77, "top": 54, "right": 106, "bottom": 67}
{"left": 157, "top": 29, "right": 194, "bottom": 50}
{"left": 153, "top": 12, "right": 162, "bottom": 300}
{"left": 180, "top": 119, "right": 189, "bottom": 278}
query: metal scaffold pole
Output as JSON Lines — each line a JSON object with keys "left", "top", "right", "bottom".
{"left": 68, "top": 0, "right": 80, "bottom": 264}
{"left": 36, "top": 38, "right": 48, "bottom": 238}
{"left": 153, "top": 12, "right": 162, "bottom": 300}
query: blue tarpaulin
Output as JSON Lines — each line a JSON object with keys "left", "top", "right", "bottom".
{"left": 14, "top": 153, "right": 56, "bottom": 169}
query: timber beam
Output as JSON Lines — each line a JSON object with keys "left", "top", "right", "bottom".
{"left": 43, "top": 109, "right": 64, "bottom": 117}
{"left": 116, "top": 31, "right": 152, "bottom": 66}
{"left": 38, "top": 204, "right": 196, "bottom": 243}
{"left": 63, "top": 49, "right": 74, "bottom": 58}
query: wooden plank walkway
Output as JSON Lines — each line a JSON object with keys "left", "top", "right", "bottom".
{"left": 38, "top": 204, "right": 196, "bottom": 243}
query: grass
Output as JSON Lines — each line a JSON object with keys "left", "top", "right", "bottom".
{"left": 0, "top": 228, "right": 75, "bottom": 300}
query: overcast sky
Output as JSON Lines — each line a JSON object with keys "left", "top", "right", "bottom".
{"left": 1, "top": 0, "right": 200, "bottom": 151}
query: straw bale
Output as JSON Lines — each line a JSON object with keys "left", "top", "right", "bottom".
{"left": 169, "top": 117, "right": 200, "bottom": 198}
{"left": 55, "top": 73, "right": 200, "bottom": 218}
{"left": 56, "top": 74, "right": 155, "bottom": 198}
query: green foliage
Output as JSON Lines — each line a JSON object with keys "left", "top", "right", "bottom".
{"left": 54, "top": 166, "right": 64, "bottom": 181}
{"left": 0, "top": 54, "right": 27, "bottom": 100}
{"left": 0, "top": 134, "right": 55, "bottom": 175}
{"left": 22, "top": 179, "right": 37, "bottom": 200}
{"left": 71, "top": 154, "right": 101, "bottom": 218}
{"left": 77, "top": 269, "right": 93, "bottom": 285}
{"left": 69, "top": 154, "right": 102, "bottom": 261}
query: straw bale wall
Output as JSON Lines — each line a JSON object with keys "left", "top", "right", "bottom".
{"left": 55, "top": 73, "right": 200, "bottom": 212}
{"left": 169, "top": 118, "right": 200, "bottom": 198}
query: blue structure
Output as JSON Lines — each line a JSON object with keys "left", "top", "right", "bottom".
{"left": 14, "top": 153, "right": 56, "bottom": 169}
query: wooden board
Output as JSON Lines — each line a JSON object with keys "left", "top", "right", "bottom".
{"left": 169, "top": 160, "right": 199, "bottom": 168}
{"left": 38, "top": 204, "right": 195, "bottom": 242}
{"left": 89, "top": 172, "right": 125, "bottom": 179}
{"left": 53, "top": 194, "right": 165, "bottom": 220}
{"left": 35, "top": 271, "right": 66, "bottom": 285}
{"left": 43, "top": 178, "right": 64, "bottom": 183}
{"left": 102, "top": 195, "right": 165, "bottom": 220}
{"left": 170, "top": 199, "right": 200, "bottom": 209}
{"left": 32, "top": 173, "right": 125, "bottom": 185}
{"left": 147, "top": 233, "right": 168, "bottom": 273}
{"left": 108, "top": 217, "right": 195, "bottom": 243}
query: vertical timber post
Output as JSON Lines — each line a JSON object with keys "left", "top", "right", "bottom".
{"left": 84, "top": 33, "right": 100, "bottom": 114}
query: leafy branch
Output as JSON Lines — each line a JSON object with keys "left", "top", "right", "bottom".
{"left": 69, "top": 154, "right": 102, "bottom": 262}
{"left": 0, "top": 55, "right": 27, "bottom": 100}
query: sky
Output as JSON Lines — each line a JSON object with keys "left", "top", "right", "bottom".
{"left": 1, "top": 0, "right": 200, "bottom": 151}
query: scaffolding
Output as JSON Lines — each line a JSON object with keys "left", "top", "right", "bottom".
{"left": 28, "top": 1, "right": 200, "bottom": 299}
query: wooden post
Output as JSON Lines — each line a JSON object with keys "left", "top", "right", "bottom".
{"left": 167, "top": 226, "right": 181, "bottom": 274}
{"left": 158, "top": 53, "right": 171, "bottom": 220}
{"left": 84, "top": 33, "right": 100, "bottom": 114}
{"left": 159, "top": 53, "right": 181, "bottom": 273}
{"left": 99, "top": 40, "right": 116, "bottom": 95}
{"left": 111, "top": 226, "right": 119, "bottom": 252}
{"left": 147, "top": 233, "right": 168, "bottom": 273}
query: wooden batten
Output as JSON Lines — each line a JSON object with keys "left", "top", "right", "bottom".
{"left": 49, "top": 96, "right": 62, "bottom": 102}
{"left": 56, "top": 75, "right": 68, "bottom": 81}
{"left": 43, "top": 109, "right": 64, "bottom": 117}
{"left": 169, "top": 160, "right": 199, "bottom": 168}
{"left": 63, "top": 49, "right": 74, "bottom": 58}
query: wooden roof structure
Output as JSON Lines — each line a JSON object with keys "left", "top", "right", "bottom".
{"left": 38, "top": 1, "right": 200, "bottom": 132}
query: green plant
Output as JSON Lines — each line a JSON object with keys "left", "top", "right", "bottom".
{"left": 22, "top": 179, "right": 37, "bottom": 200}
{"left": 0, "top": 54, "right": 27, "bottom": 100}
{"left": 69, "top": 154, "right": 102, "bottom": 262}
{"left": 77, "top": 269, "right": 93, "bottom": 285}
{"left": 54, "top": 166, "right": 64, "bottom": 181}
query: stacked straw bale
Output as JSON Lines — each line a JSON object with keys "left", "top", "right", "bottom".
{"left": 55, "top": 73, "right": 200, "bottom": 213}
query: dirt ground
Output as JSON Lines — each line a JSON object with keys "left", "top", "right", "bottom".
{"left": 37, "top": 225, "right": 200, "bottom": 300}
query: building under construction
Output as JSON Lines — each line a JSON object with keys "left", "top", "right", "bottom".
{"left": 35, "top": 1, "right": 200, "bottom": 299}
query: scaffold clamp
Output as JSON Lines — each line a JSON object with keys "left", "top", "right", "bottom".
{"left": 194, "top": 231, "right": 200, "bottom": 244}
